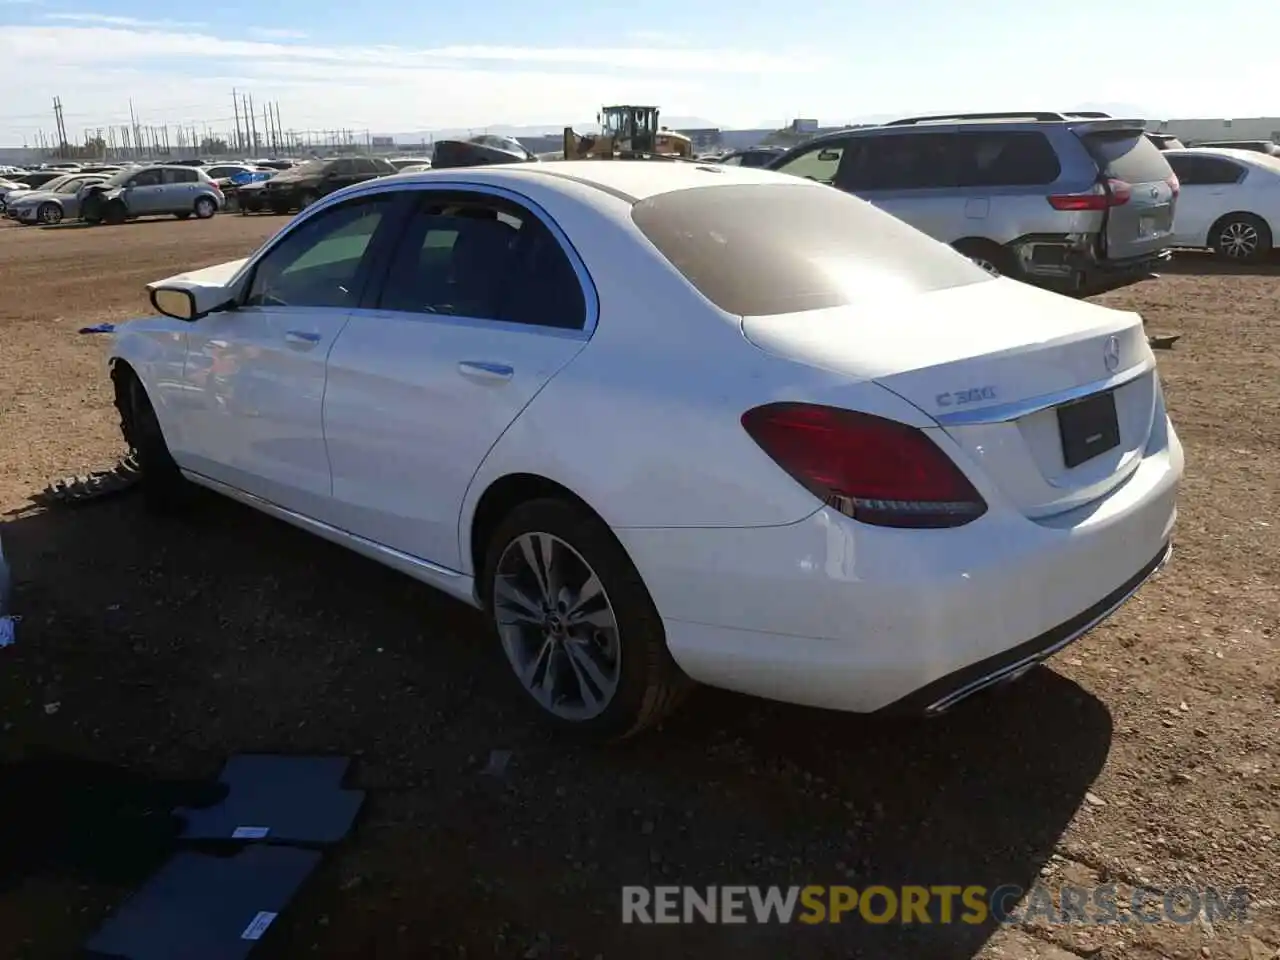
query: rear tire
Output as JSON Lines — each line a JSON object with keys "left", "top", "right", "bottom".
{"left": 953, "top": 239, "right": 1017, "bottom": 278}
{"left": 103, "top": 200, "right": 127, "bottom": 226}
{"left": 1210, "top": 213, "right": 1271, "bottom": 263}
{"left": 112, "top": 366, "right": 193, "bottom": 513}
{"left": 480, "top": 498, "right": 692, "bottom": 741}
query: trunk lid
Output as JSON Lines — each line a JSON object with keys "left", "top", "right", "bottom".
{"left": 742, "top": 278, "right": 1159, "bottom": 519}
{"left": 1074, "top": 121, "right": 1178, "bottom": 261}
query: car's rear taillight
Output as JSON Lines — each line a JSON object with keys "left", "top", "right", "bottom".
{"left": 1047, "top": 177, "right": 1132, "bottom": 211}
{"left": 1167, "top": 173, "right": 1180, "bottom": 197}
{"left": 740, "top": 403, "right": 987, "bottom": 529}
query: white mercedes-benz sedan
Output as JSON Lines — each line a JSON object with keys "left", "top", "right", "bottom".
{"left": 111, "top": 160, "right": 1182, "bottom": 740}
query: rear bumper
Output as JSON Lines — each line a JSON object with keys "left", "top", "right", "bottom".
{"left": 878, "top": 540, "right": 1172, "bottom": 715}
{"left": 615, "top": 416, "right": 1182, "bottom": 714}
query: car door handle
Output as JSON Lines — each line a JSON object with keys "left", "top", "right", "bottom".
{"left": 458, "top": 360, "right": 513, "bottom": 382}
{"left": 284, "top": 330, "right": 322, "bottom": 346}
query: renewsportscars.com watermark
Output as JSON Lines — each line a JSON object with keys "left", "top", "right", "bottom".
{"left": 622, "top": 884, "right": 1250, "bottom": 926}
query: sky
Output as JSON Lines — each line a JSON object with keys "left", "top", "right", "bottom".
{"left": 0, "top": 0, "right": 1277, "bottom": 146}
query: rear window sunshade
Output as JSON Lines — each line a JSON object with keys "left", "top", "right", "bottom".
{"left": 631, "top": 183, "right": 988, "bottom": 317}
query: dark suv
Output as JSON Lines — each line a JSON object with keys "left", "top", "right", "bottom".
{"left": 767, "top": 111, "right": 1179, "bottom": 294}
{"left": 248, "top": 156, "right": 396, "bottom": 214}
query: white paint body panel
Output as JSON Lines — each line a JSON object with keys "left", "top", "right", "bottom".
{"left": 1164, "top": 148, "right": 1280, "bottom": 248}
{"left": 109, "top": 161, "right": 1184, "bottom": 715}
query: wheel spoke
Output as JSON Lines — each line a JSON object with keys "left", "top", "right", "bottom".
{"left": 565, "top": 574, "right": 603, "bottom": 620}
{"left": 521, "top": 637, "right": 555, "bottom": 701}
{"left": 564, "top": 639, "right": 610, "bottom": 707}
{"left": 493, "top": 576, "right": 543, "bottom": 624}
{"left": 518, "top": 533, "right": 558, "bottom": 604}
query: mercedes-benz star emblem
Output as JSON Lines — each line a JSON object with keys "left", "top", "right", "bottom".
{"left": 1103, "top": 335, "right": 1121, "bottom": 373}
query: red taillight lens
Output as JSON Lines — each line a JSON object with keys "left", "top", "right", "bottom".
{"left": 1167, "top": 173, "right": 1180, "bottom": 197}
{"left": 1047, "top": 178, "right": 1131, "bottom": 211}
{"left": 1105, "top": 177, "right": 1132, "bottom": 205}
{"left": 740, "top": 403, "right": 987, "bottom": 529}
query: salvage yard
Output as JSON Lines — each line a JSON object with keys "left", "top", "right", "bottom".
{"left": 0, "top": 215, "right": 1277, "bottom": 960}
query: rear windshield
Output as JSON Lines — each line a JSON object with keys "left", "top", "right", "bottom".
{"left": 1082, "top": 131, "right": 1172, "bottom": 184}
{"left": 630, "top": 183, "right": 989, "bottom": 317}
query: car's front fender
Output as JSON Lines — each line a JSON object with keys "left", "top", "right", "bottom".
{"left": 109, "top": 317, "right": 191, "bottom": 446}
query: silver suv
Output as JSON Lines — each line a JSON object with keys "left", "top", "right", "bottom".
{"left": 767, "top": 111, "right": 1179, "bottom": 293}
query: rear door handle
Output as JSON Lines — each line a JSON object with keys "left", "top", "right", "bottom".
{"left": 284, "top": 330, "right": 322, "bottom": 346}
{"left": 458, "top": 360, "right": 513, "bottom": 382}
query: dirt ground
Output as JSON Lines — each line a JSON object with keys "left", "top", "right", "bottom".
{"left": 0, "top": 215, "right": 1276, "bottom": 960}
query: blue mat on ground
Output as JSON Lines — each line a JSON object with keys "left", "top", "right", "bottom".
{"left": 83, "top": 844, "right": 321, "bottom": 960}
{"left": 173, "top": 754, "right": 364, "bottom": 844}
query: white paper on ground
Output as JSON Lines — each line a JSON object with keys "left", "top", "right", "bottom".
{"left": 240, "top": 911, "right": 278, "bottom": 941}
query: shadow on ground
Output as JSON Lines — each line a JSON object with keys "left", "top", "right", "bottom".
{"left": 0, "top": 488, "right": 1115, "bottom": 959}
{"left": 1163, "top": 249, "right": 1280, "bottom": 277}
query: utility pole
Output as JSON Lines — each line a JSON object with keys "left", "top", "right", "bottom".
{"left": 232, "top": 89, "right": 244, "bottom": 153}
{"left": 52, "top": 97, "right": 67, "bottom": 157}
{"left": 129, "top": 98, "right": 141, "bottom": 160}
{"left": 247, "top": 93, "right": 258, "bottom": 154}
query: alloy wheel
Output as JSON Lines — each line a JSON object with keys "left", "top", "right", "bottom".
{"left": 492, "top": 531, "right": 622, "bottom": 721}
{"left": 970, "top": 256, "right": 1001, "bottom": 277}
{"left": 1218, "top": 221, "right": 1259, "bottom": 259}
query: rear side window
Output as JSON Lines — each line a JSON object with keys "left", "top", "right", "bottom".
{"left": 953, "top": 131, "right": 1061, "bottom": 187}
{"left": 1081, "top": 131, "right": 1172, "bottom": 184}
{"left": 631, "top": 183, "right": 988, "bottom": 317}
{"left": 161, "top": 167, "right": 198, "bottom": 184}
{"left": 1166, "top": 155, "right": 1245, "bottom": 186}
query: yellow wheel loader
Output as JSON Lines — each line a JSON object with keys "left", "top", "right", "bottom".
{"left": 563, "top": 105, "right": 694, "bottom": 161}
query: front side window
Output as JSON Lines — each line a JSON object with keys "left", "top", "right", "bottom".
{"left": 376, "top": 193, "right": 586, "bottom": 330}
{"left": 772, "top": 140, "right": 847, "bottom": 184}
{"left": 244, "top": 195, "right": 394, "bottom": 309}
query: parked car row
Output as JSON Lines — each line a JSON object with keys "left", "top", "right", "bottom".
{"left": 236, "top": 156, "right": 400, "bottom": 215}
{"left": 0, "top": 155, "right": 416, "bottom": 226}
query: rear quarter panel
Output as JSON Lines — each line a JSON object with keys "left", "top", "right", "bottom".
{"left": 455, "top": 181, "right": 938, "bottom": 572}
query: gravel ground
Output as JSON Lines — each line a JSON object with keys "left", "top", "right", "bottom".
{"left": 0, "top": 215, "right": 1276, "bottom": 960}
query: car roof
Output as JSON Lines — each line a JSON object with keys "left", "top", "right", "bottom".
{"left": 379, "top": 159, "right": 792, "bottom": 204}
{"left": 1165, "top": 146, "right": 1273, "bottom": 164}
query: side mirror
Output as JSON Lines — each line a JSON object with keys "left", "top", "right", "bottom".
{"left": 150, "top": 286, "right": 198, "bottom": 322}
